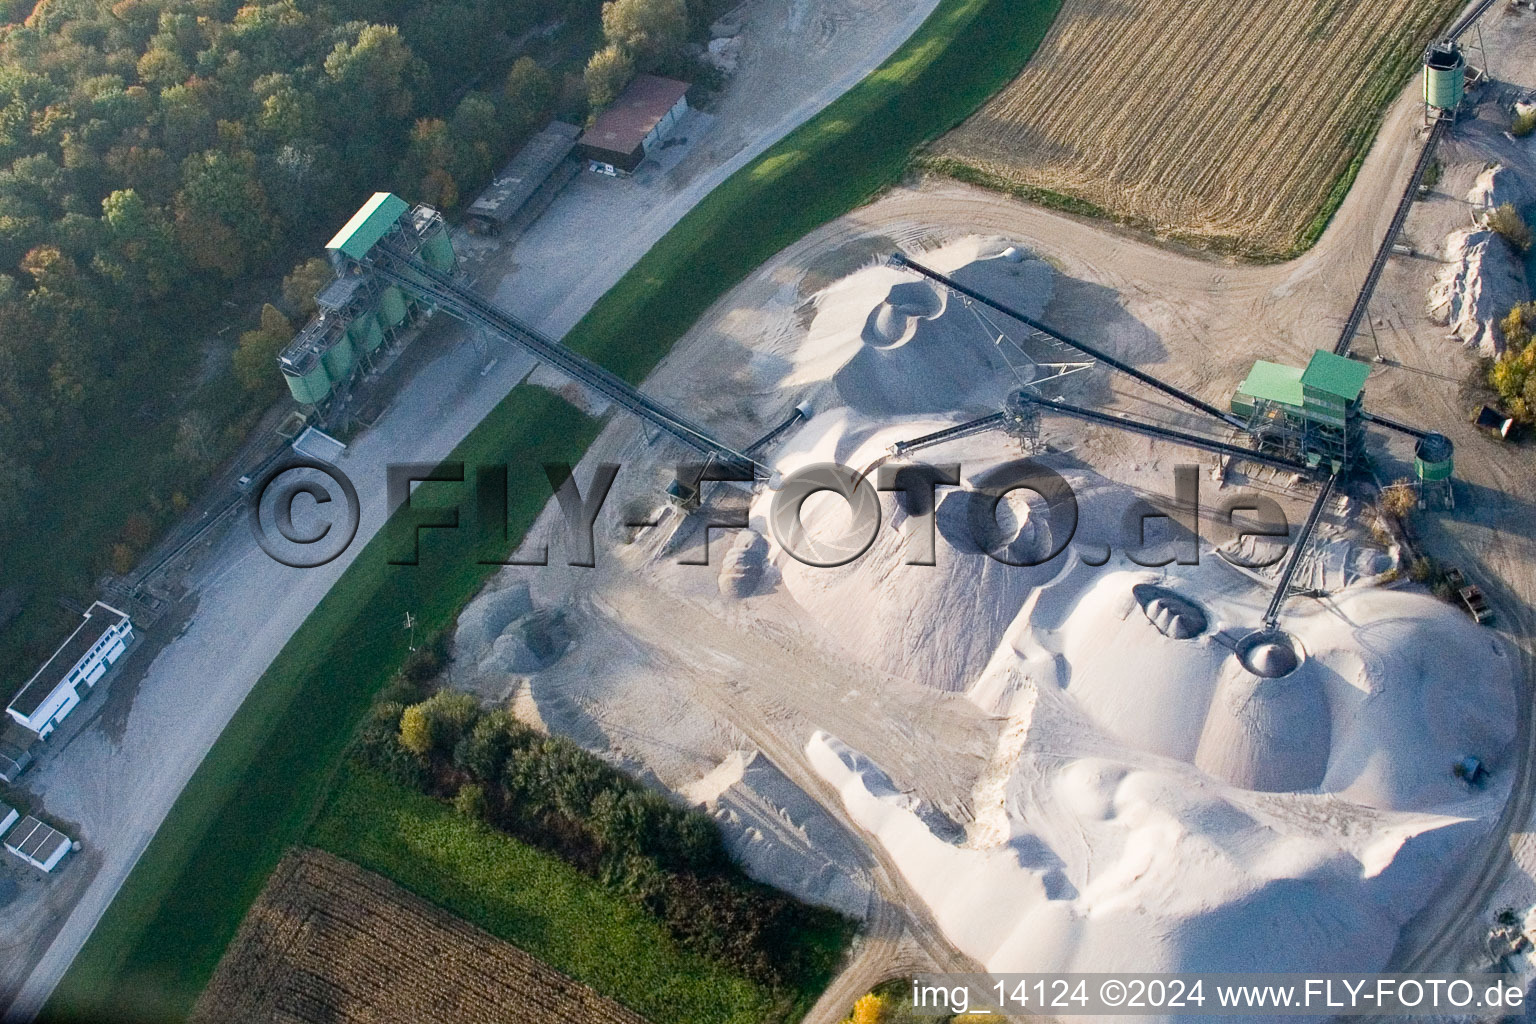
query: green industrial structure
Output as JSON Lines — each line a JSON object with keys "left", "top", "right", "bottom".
{"left": 278, "top": 192, "right": 456, "bottom": 409}
{"left": 1231, "top": 349, "right": 1372, "bottom": 473}
{"left": 1422, "top": 41, "right": 1466, "bottom": 119}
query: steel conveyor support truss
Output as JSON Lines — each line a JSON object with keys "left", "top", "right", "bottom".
{"left": 890, "top": 252, "right": 1246, "bottom": 428}
{"left": 368, "top": 241, "right": 766, "bottom": 476}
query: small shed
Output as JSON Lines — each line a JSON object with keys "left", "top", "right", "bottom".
{"left": 580, "top": 75, "right": 691, "bottom": 175}
{"left": 466, "top": 121, "right": 583, "bottom": 235}
{"left": 4, "top": 815, "right": 73, "bottom": 873}
{"left": 0, "top": 803, "right": 17, "bottom": 838}
{"left": 0, "top": 728, "right": 34, "bottom": 784}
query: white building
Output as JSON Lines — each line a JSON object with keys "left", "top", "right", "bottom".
{"left": 0, "top": 802, "right": 17, "bottom": 837}
{"left": 4, "top": 815, "right": 73, "bottom": 873}
{"left": 6, "top": 602, "right": 133, "bottom": 739}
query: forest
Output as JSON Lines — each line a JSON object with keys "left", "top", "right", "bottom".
{"left": 0, "top": 0, "right": 699, "bottom": 685}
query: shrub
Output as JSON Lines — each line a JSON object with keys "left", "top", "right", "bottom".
{"left": 1513, "top": 109, "right": 1536, "bottom": 138}
{"left": 354, "top": 702, "right": 429, "bottom": 788}
{"left": 453, "top": 709, "right": 534, "bottom": 782}
{"left": 852, "top": 992, "right": 891, "bottom": 1024}
{"left": 1379, "top": 480, "right": 1416, "bottom": 519}
{"left": 398, "top": 691, "right": 482, "bottom": 757}
{"left": 401, "top": 635, "right": 446, "bottom": 683}
{"left": 454, "top": 782, "right": 489, "bottom": 820}
{"left": 1486, "top": 203, "right": 1532, "bottom": 252}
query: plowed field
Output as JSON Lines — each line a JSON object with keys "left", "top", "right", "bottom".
{"left": 932, "top": 0, "right": 1466, "bottom": 258}
{"left": 191, "top": 849, "right": 652, "bottom": 1024}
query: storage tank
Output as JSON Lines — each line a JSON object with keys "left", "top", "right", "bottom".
{"left": 354, "top": 312, "right": 385, "bottom": 353}
{"left": 321, "top": 333, "right": 355, "bottom": 380}
{"left": 378, "top": 284, "right": 409, "bottom": 328}
{"left": 422, "top": 228, "right": 456, "bottom": 274}
{"left": 1423, "top": 42, "right": 1465, "bottom": 112}
{"left": 1414, "top": 431, "right": 1454, "bottom": 482}
{"left": 283, "top": 362, "right": 331, "bottom": 405}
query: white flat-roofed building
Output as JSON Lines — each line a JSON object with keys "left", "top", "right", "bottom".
{"left": 4, "top": 815, "right": 73, "bottom": 872}
{"left": 5, "top": 602, "right": 133, "bottom": 739}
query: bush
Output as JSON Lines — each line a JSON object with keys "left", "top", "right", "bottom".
{"left": 1379, "top": 480, "right": 1416, "bottom": 519}
{"left": 1487, "top": 203, "right": 1532, "bottom": 252}
{"left": 1513, "top": 109, "right": 1536, "bottom": 138}
{"left": 454, "top": 782, "right": 489, "bottom": 820}
{"left": 398, "top": 691, "right": 482, "bottom": 757}
{"left": 453, "top": 709, "right": 534, "bottom": 781}
{"left": 353, "top": 702, "right": 429, "bottom": 788}
{"left": 401, "top": 635, "right": 447, "bottom": 683}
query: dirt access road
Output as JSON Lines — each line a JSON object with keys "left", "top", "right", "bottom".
{"left": 0, "top": 0, "right": 941, "bottom": 1015}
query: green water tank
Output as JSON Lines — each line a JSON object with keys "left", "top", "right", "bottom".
{"left": 321, "top": 334, "right": 355, "bottom": 380}
{"left": 355, "top": 313, "right": 384, "bottom": 353}
{"left": 422, "top": 229, "right": 455, "bottom": 274}
{"left": 1423, "top": 43, "right": 1465, "bottom": 112}
{"left": 1414, "top": 432, "right": 1454, "bottom": 482}
{"left": 284, "top": 363, "right": 331, "bottom": 405}
{"left": 378, "top": 284, "right": 409, "bottom": 328}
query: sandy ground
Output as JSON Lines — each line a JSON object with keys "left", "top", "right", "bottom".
{"left": 436, "top": 2, "right": 1536, "bottom": 1013}
{"left": 0, "top": 0, "right": 941, "bottom": 1014}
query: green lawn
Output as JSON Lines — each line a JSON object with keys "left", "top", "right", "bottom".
{"left": 42, "top": 0, "right": 1065, "bottom": 1019}
{"left": 311, "top": 767, "right": 785, "bottom": 1024}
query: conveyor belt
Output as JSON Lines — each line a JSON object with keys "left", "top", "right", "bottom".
{"left": 1334, "top": 118, "right": 1449, "bottom": 356}
{"left": 1027, "top": 397, "right": 1314, "bottom": 473}
{"left": 1362, "top": 410, "right": 1429, "bottom": 439}
{"left": 1262, "top": 473, "right": 1337, "bottom": 629}
{"left": 1447, "top": 0, "right": 1498, "bottom": 41}
{"left": 745, "top": 406, "right": 807, "bottom": 454}
{"left": 889, "top": 413, "right": 1006, "bottom": 455}
{"left": 890, "top": 253, "right": 1246, "bottom": 428}
{"left": 369, "top": 243, "right": 765, "bottom": 475}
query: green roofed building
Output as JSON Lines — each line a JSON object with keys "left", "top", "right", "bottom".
{"left": 280, "top": 193, "right": 457, "bottom": 408}
{"left": 1231, "top": 349, "right": 1371, "bottom": 472}
{"left": 326, "top": 192, "right": 410, "bottom": 261}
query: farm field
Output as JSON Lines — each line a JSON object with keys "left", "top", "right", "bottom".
{"left": 192, "top": 847, "right": 653, "bottom": 1024}
{"left": 931, "top": 0, "right": 1467, "bottom": 258}
{"left": 307, "top": 768, "right": 792, "bottom": 1024}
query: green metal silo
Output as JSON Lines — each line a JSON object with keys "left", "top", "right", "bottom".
{"left": 378, "top": 284, "right": 409, "bottom": 328}
{"left": 321, "top": 333, "right": 355, "bottom": 380}
{"left": 422, "top": 228, "right": 455, "bottom": 274}
{"left": 354, "top": 312, "right": 385, "bottom": 353}
{"left": 283, "top": 361, "right": 331, "bottom": 405}
{"left": 1423, "top": 43, "right": 1465, "bottom": 113}
{"left": 1414, "top": 432, "right": 1454, "bottom": 482}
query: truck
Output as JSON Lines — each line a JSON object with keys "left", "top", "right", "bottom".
{"left": 1443, "top": 567, "right": 1494, "bottom": 625}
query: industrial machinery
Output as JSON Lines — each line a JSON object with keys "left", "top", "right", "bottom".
{"left": 277, "top": 193, "right": 456, "bottom": 410}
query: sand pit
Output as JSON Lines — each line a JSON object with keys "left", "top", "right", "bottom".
{"left": 812, "top": 564, "right": 1517, "bottom": 978}
{"left": 449, "top": 237, "right": 1519, "bottom": 987}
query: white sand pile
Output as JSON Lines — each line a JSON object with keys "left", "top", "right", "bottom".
{"left": 1428, "top": 167, "right": 1530, "bottom": 356}
{"left": 1468, "top": 162, "right": 1532, "bottom": 215}
{"left": 786, "top": 238, "right": 1054, "bottom": 416}
{"left": 811, "top": 563, "right": 1518, "bottom": 982}
{"left": 454, "top": 581, "right": 571, "bottom": 679}
{"left": 684, "top": 749, "right": 874, "bottom": 918}
{"left": 1427, "top": 228, "right": 1525, "bottom": 355}
{"left": 754, "top": 409, "right": 1070, "bottom": 691}
{"left": 717, "top": 529, "right": 777, "bottom": 598}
